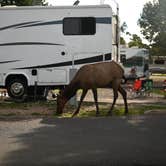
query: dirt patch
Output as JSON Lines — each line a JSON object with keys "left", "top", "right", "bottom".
{"left": 0, "top": 101, "right": 56, "bottom": 118}
{"left": 0, "top": 106, "right": 53, "bottom": 116}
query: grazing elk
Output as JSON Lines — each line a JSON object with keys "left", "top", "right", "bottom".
{"left": 56, "top": 61, "right": 128, "bottom": 117}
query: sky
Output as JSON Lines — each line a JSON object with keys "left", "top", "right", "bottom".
{"left": 46, "top": 0, "right": 153, "bottom": 43}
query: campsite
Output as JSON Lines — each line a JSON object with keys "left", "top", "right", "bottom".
{"left": 0, "top": 0, "right": 166, "bottom": 165}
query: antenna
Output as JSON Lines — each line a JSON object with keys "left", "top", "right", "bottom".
{"left": 73, "top": 0, "right": 80, "bottom": 6}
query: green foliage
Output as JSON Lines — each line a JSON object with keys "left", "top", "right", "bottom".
{"left": 128, "top": 34, "right": 149, "bottom": 48}
{"left": 138, "top": 0, "right": 166, "bottom": 56}
{"left": 120, "top": 22, "right": 128, "bottom": 33}
{"left": 120, "top": 37, "right": 126, "bottom": 45}
{"left": 15, "top": 0, "right": 33, "bottom": 6}
{"left": 0, "top": 0, "right": 48, "bottom": 6}
{"left": 138, "top": 0, "right": 159, "bottom": 43}
{"left": 151, "top": 32, "right": 166, "bottom": 56}
{"left": 120, "top": 22, "right": 129, "bottom": 45}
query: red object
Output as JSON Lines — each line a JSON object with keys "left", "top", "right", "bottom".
{"left": 133, "top": 79, "right": 142, "bottom": 91}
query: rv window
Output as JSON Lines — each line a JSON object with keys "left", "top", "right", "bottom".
{"left": 123, "top": 56, "right": 143, "bottom": 67}
{"left": 63, "top": 17, "right": 96, "bottom": 35}
{"left": 120, "top": 54, "right": 126, "bottom": 63}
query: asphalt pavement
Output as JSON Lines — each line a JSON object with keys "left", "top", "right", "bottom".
{"left": 0, "top": 115, "right": 166, "bottom": 166}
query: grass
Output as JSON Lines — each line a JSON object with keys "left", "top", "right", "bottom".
{"left": 152, "top": 89, "right": 166, "bottom": 98}
{"left": 0, "top": 100, "right": 56, "bottom": 110}
{"left": 0, "top": 113, "right": 17, "bottom": 116}
{"left": 0, "top": 100, "right": 166, "bottom": 118}
{"left": 54, "top": 102, "right": 166, "bottom": 118}
{"left": 0, "top": 101, "right": 29, "bottom": 110}
{"left": 151, "top": 73, "right": 166, "bottom": 76}
{"left": 31, "top": 112, "right": 42, "bottom": 116}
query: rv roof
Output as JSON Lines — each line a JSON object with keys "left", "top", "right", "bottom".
{"left": 0, "top": 5, "right": 111, "bottom": 10}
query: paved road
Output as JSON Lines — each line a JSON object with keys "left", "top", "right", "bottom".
{"left": 0, "top": 115, "right": 166, "bottom": 166}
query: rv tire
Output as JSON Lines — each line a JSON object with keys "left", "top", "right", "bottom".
{"left": 7, "top": 78, "right": 27, "bottom": 101}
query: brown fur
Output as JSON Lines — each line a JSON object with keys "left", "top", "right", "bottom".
{"left": 57, "top": 61, "right": 128, "bottom": 117}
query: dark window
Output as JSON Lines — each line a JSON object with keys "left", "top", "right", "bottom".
{"left": 63, "top": 17, "right": 96, "bottom": 35}
{"left": 122, "top": 56, "right": 143, "bottom": 67}
{"left": 120, "top": 54, "right": 126, "bottom": 63}
{"left": 154, "top": 59, "right": 165, "bottom": 65}
{"left": 144, "top": 63, "right": 149, "bottom": 72}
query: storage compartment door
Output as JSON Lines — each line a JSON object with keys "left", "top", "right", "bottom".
{"left": 38, "top": 69, "right": 67, "bottom": 84}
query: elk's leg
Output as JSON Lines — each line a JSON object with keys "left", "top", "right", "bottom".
{"left": 118, "top": 85, "right": 128, "bottom": 115}
{"left": 108, "top": 89, "right": 118, "bottom": 116}
{"left": 72, "top": 89, "right": 88, "bottom": 117}
{"left": 92, "top": 88, "right": 99, "bottom": 116}
{"left": 108, "top": 80, "right": 119, "bottom": 116}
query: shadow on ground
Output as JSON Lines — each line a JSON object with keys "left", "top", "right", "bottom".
{"left": 2, "top": 115, "right": 166, "bottom": 166}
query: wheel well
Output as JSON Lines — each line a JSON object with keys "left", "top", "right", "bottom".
{"left": 5, "top": 74, "right": 28, "bottom": 87}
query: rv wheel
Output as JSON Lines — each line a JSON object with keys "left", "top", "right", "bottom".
{"left": 7, "top": 79, "right": 27, "bottom": 100}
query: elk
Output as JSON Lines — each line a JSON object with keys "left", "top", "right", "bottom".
{"left": 56, "top": 61, "right": 128, "bottom": 117}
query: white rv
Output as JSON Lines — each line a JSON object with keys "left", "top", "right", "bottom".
{"left": 120, "top": 47, "right": 149, "bottom": 80}
{"left": 0, "top": 5, "right": 119, "bottom": 100}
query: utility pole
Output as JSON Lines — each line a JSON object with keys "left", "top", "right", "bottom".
{"left": 100, "top": 0, "right": 120, "bottom": 62}
{"left": 110, "top": 0, "right": 120, "bottom": 62}
{"left": 116, "top": 3, "right": 120, "bottom": 62}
